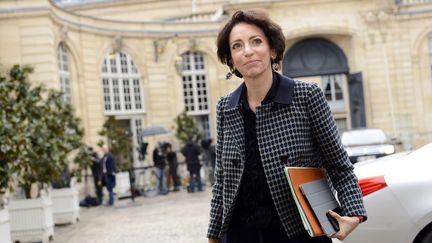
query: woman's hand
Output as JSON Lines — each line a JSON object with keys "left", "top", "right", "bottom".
{"left": 328, "top": 210, "right": 361, "bottom": 241}
{"left": 208, "top": 238, "right": 219, "bottom": 243}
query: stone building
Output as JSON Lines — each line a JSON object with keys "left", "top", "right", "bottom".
{"left": 0, "top": 0, "right": 431, "bottom": 165}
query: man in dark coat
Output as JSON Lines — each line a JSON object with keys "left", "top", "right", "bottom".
{"left": 101, "top": 144, "right": 116, "bottom": 206}
{"left": 89, "top": 146, "right": 103, "bottom": 204}
{"left": 153, "top": 142, "right": 168, "bottom": 195}
{"left": 181, "top": 137, "right": 202, "bottom": 192}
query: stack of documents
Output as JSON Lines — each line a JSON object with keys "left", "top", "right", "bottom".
{"left": 284, "top": 167, "right": 341, "bottom": 237}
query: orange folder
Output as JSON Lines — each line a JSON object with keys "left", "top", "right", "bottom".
{"left": 284, "top": 167, "right": 327, "bottom": 237}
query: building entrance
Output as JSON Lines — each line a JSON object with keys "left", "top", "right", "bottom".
{"left": 283, "top": 38, "right": 366, "bottom": 132}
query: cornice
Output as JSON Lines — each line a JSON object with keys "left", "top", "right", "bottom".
{"left": 0, "top": 0, "right": 223, "bottom": 37}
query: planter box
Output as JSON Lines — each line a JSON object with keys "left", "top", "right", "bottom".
{"left": 51, "top": 187, "right": 79, "bottom": 225}
{"left": 9, "top": 196, "right": 54, "bottom": 243}
{"left": 114, "top": 172, "right": 131, "bottom": 199}
{"left": 0, "top": 207, "right": 12, "bottom": 243}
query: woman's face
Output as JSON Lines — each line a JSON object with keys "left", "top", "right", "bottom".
{"left": 229, "top": 22, "right": 275, "bottom": 79}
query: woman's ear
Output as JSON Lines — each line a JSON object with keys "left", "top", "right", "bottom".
{"left": 270, "top": 49, "right": 277, "bottom": 61}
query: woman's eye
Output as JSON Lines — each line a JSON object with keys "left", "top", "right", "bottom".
{"left": 232, "top": 43, "right": 242, "bottom": 50}
{"left": 252, "top": 38, "right": 262, "bottom": 45}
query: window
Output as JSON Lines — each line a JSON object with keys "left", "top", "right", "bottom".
{"left": 180, "top": 51, "right": 211, "bottom": 138}
{"left": 134, "top": 118, "right": 143, "bottom": 145}
{"left": 181, "top": 51, "right": 209, "bottom": 114}
{"left": 101, "top": 51, "right": 144, "bottom": 115}
{"left": 58, "top": 43, "right": 72, "bottom": 103}
{"left": 321, "top": 74, "right": 345, "bottom": 112}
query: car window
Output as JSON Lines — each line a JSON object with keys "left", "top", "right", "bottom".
{"left": 341, "top": 129, "right": 387, "bottom": 146}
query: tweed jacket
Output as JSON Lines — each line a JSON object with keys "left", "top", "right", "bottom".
{"left": 207, "top": 73, "right": 367, "bottom": 239}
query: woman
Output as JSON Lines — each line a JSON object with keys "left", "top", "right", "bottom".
{"left": 207, "top": 9, "right": 367, "bottom": 243}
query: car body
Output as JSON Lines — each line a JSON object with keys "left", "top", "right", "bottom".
{"left": 341, "top": 128, "right": 396, "bottom": 163}
{"left": 343, "top": 143, "right": 432, "bottom": 243}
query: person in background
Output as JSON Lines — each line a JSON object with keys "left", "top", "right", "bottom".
{"left": 153, "top": 141, "right": 168, "bottom": 195}
{"left": 207, "top": 9, "right": 367, "bottom": 243}
{"left": 164, "top": 143, "right": 181, "bottom": 192}
{"left": 89, "top": 146, "right": 103, "bottom": 205}
{"left": 182, "top": 137, "right": 203, "bottom": 193}
{"left": 101, "top": 144, "right": 116, "bottom": 206}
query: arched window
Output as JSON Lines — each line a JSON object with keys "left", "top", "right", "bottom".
{"left": 101, "top": 51, "right": 144, "bottom": 115}
{"left": 180, "top": 51, "right": 211, "bottom": 138}
{"left": 58, "top": 43, "right": 72, "bottom": 103}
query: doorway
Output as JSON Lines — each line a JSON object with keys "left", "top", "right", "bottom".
{"left": 283, "top": 38, "right": 366, "bottom": 132}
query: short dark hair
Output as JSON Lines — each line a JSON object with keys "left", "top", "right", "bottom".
{"left": 216, "top": 9, "right": 286, "bottom": 78}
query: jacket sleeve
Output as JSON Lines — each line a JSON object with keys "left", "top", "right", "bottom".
{"left": 307, "top": 83, "right": 367, "bottom": 221}
{"left": 207, "top": 98, "right": 225, "bottom": 239}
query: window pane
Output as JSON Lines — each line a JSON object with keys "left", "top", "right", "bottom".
{"left": 123, "top": 79, "right": 131, "bottom": 110}
{"left": 324, "top": 82, "right": 332, "bottom": 101}
{"left": 103, "top": 78, "right": 111, "bottom": 111}
{"left": 112, "top": 79, "right": 121, "bottom": 110}
{"left": 120, "top": 52, "right": 128, "bottom": 73}
{"left": 321, "top": 74, "right": 346, "bottom": 112}
{"left": 58, "top": 43, "right": 72, "bottom": 104}
{"left": 110, "top": 58, "right": 117, "bottom": 73}
{"left": 135, "top": 118, "right": 143, "bottom": 144}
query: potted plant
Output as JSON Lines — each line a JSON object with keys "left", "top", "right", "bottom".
{"left": 0, "top": 65, "right": 86, "bottom": 242}
{"left": 0, "top": 162, "right": 12, "bottom": 243}
{"left": 1, "top": 65, "right": 28, "bottom": 243}
{"left": 174, "top": 111, "right": 202, "bottom": 144}
{"left": 0, "top": 197, "right": 12, "bottom": 243}
{"left": 98, "top": 116, "right": 134, "bottom": 199}
{"left": 50, "top": 146, "right": 92, "bottom": 225}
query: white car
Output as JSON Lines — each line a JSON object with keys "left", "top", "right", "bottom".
{"left": 343, "top": 143, "right": 432, "bottom": 243}
{"left": 341, "top": 128, "right": 396, "bottom": 163}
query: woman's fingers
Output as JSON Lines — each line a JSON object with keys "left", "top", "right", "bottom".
{"left": 328, "top": 210, "right": 360, "bottom": 241}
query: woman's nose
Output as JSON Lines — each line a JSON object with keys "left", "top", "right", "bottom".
{"left": 243, "top": 43, "right": 254, "bottom": 56}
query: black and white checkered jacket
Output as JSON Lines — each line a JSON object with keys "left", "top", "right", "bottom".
{"left": 207, "top": 73, "right": 367, "bottom": 239}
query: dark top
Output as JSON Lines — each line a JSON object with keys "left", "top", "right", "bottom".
{"left": 166, "top": 151, "right": 178, "bottom": 168}
{"left": 90, "top": 151, "right": 102, "bottom": 179}
{"left": 102, "top": 152, "right": 116, "bottom": 175}
{"left": 230, "top": 73, "right": 286, "bottom": 231}
{"left": 182, "top": 141, "right": 201, "bottom": 171}
{"left": 153, "top": 148, "right": 166, "bottom": 169}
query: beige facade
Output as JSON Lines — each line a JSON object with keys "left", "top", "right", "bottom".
{"left": 0, "top": 0, "right": 431, "bottom": 160}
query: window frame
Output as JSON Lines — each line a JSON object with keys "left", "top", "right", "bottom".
{"left": 181, "top": 51, "right": 210, "bottom": 116}
{"left": 101, "top": 51, "right": 145, "bottom": 115}
{"left": 58, "top": 43, "right": 73, "bottom": 104}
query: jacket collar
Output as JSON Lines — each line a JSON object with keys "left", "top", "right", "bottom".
{"left": 227, "top": 72, "right": 295, "bottom": 109}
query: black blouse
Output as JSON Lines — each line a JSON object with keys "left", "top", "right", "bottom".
{"left": 230, "top": 73, "right": 286, "bottom": 230}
